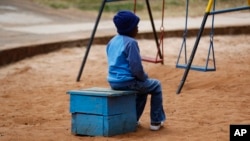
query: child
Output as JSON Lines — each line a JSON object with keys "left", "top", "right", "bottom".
{"left": 106, "top": 10, "right": 166, "bottom": 131}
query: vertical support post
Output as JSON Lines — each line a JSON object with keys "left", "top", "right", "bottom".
{"left": 145, "top": 0, "right": 163, "bottom": 60}
{"left": 183, "top": 0, "right": 189, "bottom": 64}
{"left": 76, "top": 0, "right": 106, "bottom": 82}
{"left": 205, "top": 0, "right": 216, "bottom": 70}
{"left": 176, "top": 0, "right": 189, "bottom": 66}
{"left": 176, "top": 0, "right": 214, "bottom": 94}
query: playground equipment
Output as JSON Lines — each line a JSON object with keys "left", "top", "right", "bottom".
{"left": 76, "top": 0, "right": 165, "bottom": 82}
{"left": 176, "top": 0, "right": 216, "bottom": 72}
{"left": 140, "top": 0, "right": 165, "bottom": 64}
{"left": 176, "top": 0, "right": 250, "bottom": 94}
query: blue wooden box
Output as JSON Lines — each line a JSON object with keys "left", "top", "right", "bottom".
{"left": 67, "top": 87, "right": 137, "bottom": 136}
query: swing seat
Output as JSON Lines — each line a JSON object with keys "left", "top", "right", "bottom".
{"left": 176, "top": 64, "right": 216, "bottom": 72}
{"left": 142, "top": 56, "right": 163, "bottom": 63}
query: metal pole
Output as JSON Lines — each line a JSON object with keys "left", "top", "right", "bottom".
{"left": 145, "top": 0, "right": 163, "bottom": 59}
{"left": 176, "top": 0, "right": 213, "bottom": 94}
{"left": 176, "top": 13, "right": 210, "bottom": 94}
{"left": 209, "top": 6, "right": 250, "bottom": 15}
{"left": 76, "top": 0, "right": 106, "bottom": 82}
{"left": 205, "top": 0, "right": 216, "bottom": 70}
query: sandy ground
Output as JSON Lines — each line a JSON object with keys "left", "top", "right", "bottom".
{"left": 0, "top": 35, "right": 249, "bottom": 141}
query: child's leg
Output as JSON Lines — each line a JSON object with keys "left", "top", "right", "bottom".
{"left": 109, "top": 78, "right": 166, "bottom": 123}
{"left": 144, "top": 79, "right": 166, "bottom": 123}
{"left": 130, "top": 79, "right": 166, "bottom": 123}
{"left": 136, "top": 94, "right": 148, "bottom": 121}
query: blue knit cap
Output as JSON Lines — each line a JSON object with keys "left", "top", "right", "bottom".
{"left": 113, "top": 10, "right": 140, "bottom": 35}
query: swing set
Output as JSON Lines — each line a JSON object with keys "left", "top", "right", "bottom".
{"left": 176, "top": 0, "right": 250, "bottom": 94}
{"left": 176, "top": 0, "right": 217, "bottom": 72}
{"left": 139, "top": 0, "right": 165, "bottom": 64}
{"left": 76, "top": 0, "right": 250, "bottom": 94}
{"left": 76, "top": 0, "right": 165, "bottom": 82}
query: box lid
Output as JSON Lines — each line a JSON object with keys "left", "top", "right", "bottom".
{"left": 67, "top": 87, "right": 137, "bottom": 97}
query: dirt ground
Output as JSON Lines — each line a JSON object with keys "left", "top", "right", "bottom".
{"left": 0, "top": 35, "right": 250, "bottom": 141}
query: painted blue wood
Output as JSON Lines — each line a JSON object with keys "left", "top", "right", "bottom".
{"left": 67, "top": 87, "right": 137, "bottom": 97}
{"left": 103, "top": 113, "right": 137, "bottom": 136}
{"left": 69, "top": 94, "right": 136, "bottom": 115}
{"left": 71, "top": 112, "right": 137, "bottom": 136}
{"left": 67, "top": 87, "right": 137, "bottom": 136}
{"left": 71, "top": 113, "right": 104, "bottom": 136}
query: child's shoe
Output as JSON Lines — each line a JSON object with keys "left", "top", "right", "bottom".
{"left": 150, "top": 122, "right": 164, "bottom": 131}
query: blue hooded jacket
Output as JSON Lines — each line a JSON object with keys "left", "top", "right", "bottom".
{"left": 106, "top": 34, "right": 148, "bottom": 87}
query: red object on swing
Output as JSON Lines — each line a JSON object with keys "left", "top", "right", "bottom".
{"left": 141, "top": 26, "right": 164, "bottom": 64}
{"left": 136, "top": 0, "right": 165, "bottom": 64}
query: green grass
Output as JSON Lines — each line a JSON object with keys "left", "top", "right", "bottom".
{"left": 32, "top": 0, "right": 248, "bottom": 18}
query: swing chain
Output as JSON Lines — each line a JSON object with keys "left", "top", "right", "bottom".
{"left": 160, "top": 0, "right": 165, "bottom": 32}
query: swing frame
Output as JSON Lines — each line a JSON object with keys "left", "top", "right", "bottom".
{"left": 138, "top": 0, "right": 165, "bottom": 64}
{"left": 176, "top": 0, "right": 250, "bottom": 94}
{"left": 176, "top": 0, "right": 216, "bottom": 72}
{"left": 76, "top": 0, "right": 165, "bottom": 82}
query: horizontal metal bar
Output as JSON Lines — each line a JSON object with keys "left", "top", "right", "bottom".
{"left": 105, "top": 0, "right": 127, "bottom": 2}
{"left": 209, "top": 6, "right": 250, "bottom": 15}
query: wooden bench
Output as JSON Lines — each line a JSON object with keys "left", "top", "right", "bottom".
{"left": 67, "top": 87, "right": 138, "bottom": 136}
